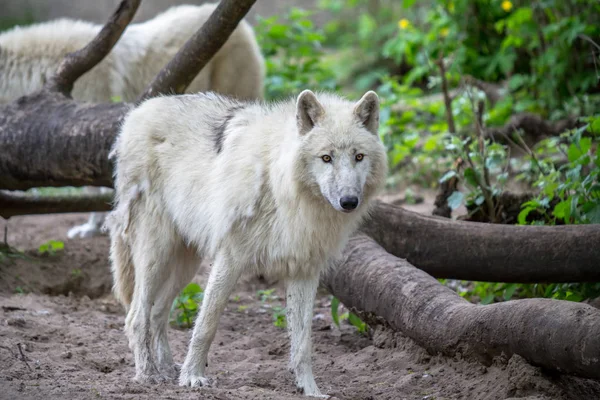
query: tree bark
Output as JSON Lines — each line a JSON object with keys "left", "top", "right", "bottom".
{"left": 0, "top": 92, "right": 128, "bottom": 190}
{"left": 0, "top": 190, "right": 113, "bottom": 219}
{"left": 361, "top": 201, "right": 600, "bottom": 283}
{"left": 323, "top": 234, "right": 600, "bottom": 380}
{"left": 137, "top": 0, "right": 257, "bottom": 102}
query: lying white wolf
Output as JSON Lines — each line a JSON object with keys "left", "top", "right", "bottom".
{"left": 106, "top": 90, "right": 388, "bottom": 397}
{"left": 0, "top": 3, "right": 265, "bottom": 239}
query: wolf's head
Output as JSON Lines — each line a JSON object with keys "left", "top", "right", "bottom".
{"left": 295, "top": 90, "right": 388, "bottom": 214}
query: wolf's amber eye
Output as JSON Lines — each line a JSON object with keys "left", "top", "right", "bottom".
{"left": 355, "top": 153, "right": 364, "bottom": 162}
{"left": 321, "top": 155, "right": 332, "bottom": 163}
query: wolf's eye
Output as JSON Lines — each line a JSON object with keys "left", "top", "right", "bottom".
{"left": 321, "top": 155, "right": 332, "bottom": 163}
{"left": 355, "top": 153, "right": 364, "bottom": 162}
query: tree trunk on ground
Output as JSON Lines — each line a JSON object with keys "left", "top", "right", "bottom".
{"left": 0, "top": 190, "right": 114, "bottom": 219}
{"left": 323, "top": 234, "right": 600, "bottom": 381}
{"left": 362, "top": 201, "right": 600, "bottom": 283}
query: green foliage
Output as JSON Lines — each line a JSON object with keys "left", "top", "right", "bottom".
{"left": 272, "top": 306, "right": 287, "bottom": 329}
{"left": 170, "top": 283, "right": 204, "bottom": 329}
{"left": 38, "top": 240, "right": 64, "bottom": 256}
{"left": 255, "top": 8, "right": 338, "bottom": 100}
{"left": 517, "top": 117, "right": 600, "bottom": 225}
{"left": 456, "top": 280, "right": 600, "bottom": 304}
{"left": 331, "top": 296, "right": 368, "bottom": 335}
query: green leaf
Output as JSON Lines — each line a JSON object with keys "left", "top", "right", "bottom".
{"left": 447, "top": 191, "right": 464, "bottom": 210}
{"left": 580, "top": 137, "right": 592, "bottom": 155}
{"left": 518, "top": 206, "right": 535, "bottom": 225}
{"left": 481, "top": 293, "right": 495, "bottom": 305}
{"left": 183, "top": 283, "right": 202, "bottom": 295}
{"left": 348, "top": 312, "right": 367, "bottom": 334}
{"left": 503, "top": 284, "right": 518, "bottom": 301}
{"left": 590, "top": 116, "right": 600, "bottom": 135}
{"left": 331, "top": 297, "right": 341, "bottom": 327}
{"left": 584, "top": 203, "right": 600, "bottom": 224}
{"left": 439, "top": 170, "right": 457, "bottom": 183}
{"left": 463, "top": 168, "right": 478, "bottom": 188}
{"left": 553, "top": 200, "right": 570, "bottom": 220}
{"left": 567, "top": 143, "right": 582, "bottom": 162}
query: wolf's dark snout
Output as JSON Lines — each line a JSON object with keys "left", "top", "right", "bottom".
{"left": 340, "top": 196, "right": 359, "bottom": 210}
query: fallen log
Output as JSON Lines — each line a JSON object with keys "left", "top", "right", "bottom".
{"left": 324, "top": 234, "right": 600, "bottom": 380}
{"left": 0, "top": 190, "right": 113, "bottom": 219}
{"left": 361, "top": 201, "right": 600, "bottom": 283}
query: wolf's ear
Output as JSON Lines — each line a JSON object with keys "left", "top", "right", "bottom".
{"left": 353, "top": 91, "right": 380, "bottom": 135}
{"left": 296, "top": 90, "right": 325, "bottom": 135}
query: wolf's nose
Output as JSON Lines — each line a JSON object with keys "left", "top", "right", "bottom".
{"left": 340, "top": 196, "right": 359, "bottom": 210}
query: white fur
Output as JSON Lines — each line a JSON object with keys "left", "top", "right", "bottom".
{"left": 0, "top": 3, "right": 266, "bottom": 239}
{"left": 106, "top": 91, "right": 388, "bottom": 397}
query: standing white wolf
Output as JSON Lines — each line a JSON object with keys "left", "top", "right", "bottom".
{"left": 106, "top": 90, "right": 388, "bottom": 397}
{"left": 0, "top": 3, "right": 265, "bottom": 239}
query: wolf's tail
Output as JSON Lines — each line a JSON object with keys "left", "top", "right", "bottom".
{"left": 109, "top": 231, "right": 135, "bottom": 308}
{"left": 104, "top": 183, "right": 143, "bottom": 310}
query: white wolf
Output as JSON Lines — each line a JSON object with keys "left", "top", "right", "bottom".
{"left": 0, "top": 3, "right": 265, "bottom": 239}
{"left": 106, "top": 90, "right": 388, "bottom": 397}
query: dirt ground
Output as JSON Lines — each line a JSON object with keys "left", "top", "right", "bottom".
{"left": 2, "top": 194, "right": 600, "bottom": 400}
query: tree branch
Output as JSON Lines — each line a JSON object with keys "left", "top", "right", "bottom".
{"left": 361, "top": 201, "right": 600, "bottom": 283}
{"left": 0, "top": 190, "right": 113, "bottom": 219}
{"left": 46, "top": 0, "right": 141, "bottom": 95}
{"left": 0, "top": 92, "right": 129, "bottom": 191}
{"left": 137, "top": 0, "right": 257, "bottom": 102}
{"left": 324, "top": 234, "right": 600, "bottom": 380}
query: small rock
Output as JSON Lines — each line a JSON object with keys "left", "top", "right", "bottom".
{"left": 61, "top": 351, "right": 73, "bottom": 359}
{"left": 6, "top": 316, "right": 26, "bottom": 327}
{"left": 312, "top": 313, "right": 325, "bottom": 321}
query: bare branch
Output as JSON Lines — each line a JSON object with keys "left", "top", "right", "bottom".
{"left": 138, "top": 0, "right": 257, "bottom": 102}
{"left": 361, "top": 201, "right": 600, "bottom": 283}
{"left": 0, "top": 190, "right": 113, "bottom": 219}
{"left": 46, "top": 0, "right": 141, "bottom": 94}
{"left": 436, "top": 56, "right": 456, "bottom": 134}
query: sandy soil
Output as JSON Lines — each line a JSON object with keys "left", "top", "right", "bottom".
{"left": 1, "top": 196, "right": 599, "bottom": 400}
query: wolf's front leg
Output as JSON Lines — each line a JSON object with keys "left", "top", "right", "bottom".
{"left": 179, "top": 253, "right": 242, "bottom": 387}
{"left": 286, "top": 275, "right": 328, "bottom": 398}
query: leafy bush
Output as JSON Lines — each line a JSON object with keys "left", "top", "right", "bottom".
{"left": 255, "top": 8, "right": 338, "bottom": 100}
{"left": 518, "top": 116, "right": 600, "bottom": 225}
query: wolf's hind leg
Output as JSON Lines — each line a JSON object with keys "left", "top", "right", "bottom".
{"left": 286, "top": 275, "right": 328, "bottom": 398}
{"left": 125, "top": 224, "right": 178, "bottom": 384}
{"left": 179, "top": 253, "right": 243, "bottom": 387}
{"left": 151, "top": 246, "right": 201, "bottom": 379}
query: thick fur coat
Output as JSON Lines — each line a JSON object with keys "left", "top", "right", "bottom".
{"left": 106, "top": 90, "right": 387, "bottom": 397}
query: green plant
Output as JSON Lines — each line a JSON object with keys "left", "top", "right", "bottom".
{"left": 255, "top": 8, "right": 338, "bottom": 100}
{"left": 170, "top": 283, "right": 204, "bottom": 329}
{"left": 518, "top": 116, "right": 600, "bottom": 225}
{"left": 257, "top": 288, "right": 277, "bottom": 302}
{"left": 272, "top": 306, "right": 287, "bottom": 329}
{"left": 331, "top": 296, "right": 368, "bottom": 335}
{"left": 38, "top": 240, "right": 65, "bottom": 256}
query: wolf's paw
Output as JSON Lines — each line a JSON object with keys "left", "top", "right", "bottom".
{"left": 67, "top": 223, "right": 105, "bottom": 239}
{"left": 133, "top": 372, "right": 171, "bottom": 385}
{"left": 159, "top": 363, "right": 181, "bottom": 380}
{"left": 179, "top": 367, "right": 211, "bottom": 388}
{"left": 300, "top": 387, "right": 329, "bottom": 398}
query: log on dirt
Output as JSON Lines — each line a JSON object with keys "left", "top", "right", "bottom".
{"left": 323, "top": 234, "right": 600, "bottom": 380}
{"left": 361, "top": 201, "right": 600, "bottom": 283}
{"left": 0, "top": 190, "right": 114, "bottom": 219}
